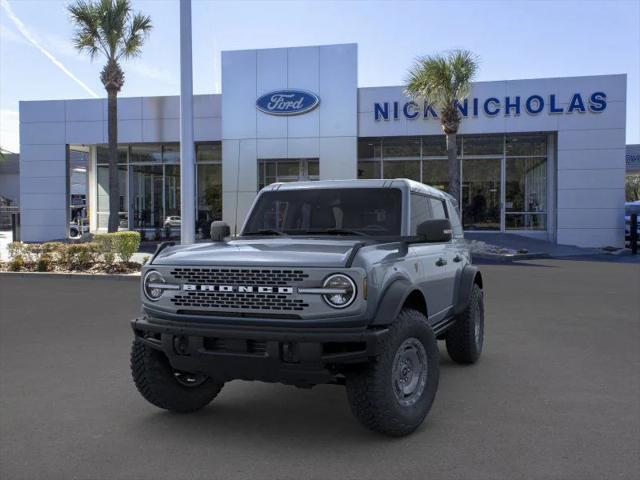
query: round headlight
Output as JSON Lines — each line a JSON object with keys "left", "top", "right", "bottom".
{"left": 143, "top": 270, "right": 165, "bottom": 301}
{"left": 322, "top": 274, "right": 356, "bottom": 309}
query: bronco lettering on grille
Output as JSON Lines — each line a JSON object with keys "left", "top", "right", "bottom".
{"left": 182, "top": 285, "right": 294, "bottom": 294}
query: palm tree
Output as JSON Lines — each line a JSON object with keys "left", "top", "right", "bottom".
{"left": 405, "top": 50, "right": 478, "bottom": 208}
{"left": 68, "top": 0, "right": 152, "bottom": 232}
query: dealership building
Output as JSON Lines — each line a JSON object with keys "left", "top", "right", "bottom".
{"left": 18, "top": 43, "right": 627, "bottom": 247}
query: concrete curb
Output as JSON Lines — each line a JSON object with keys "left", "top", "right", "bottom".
{"left": 0, "top": 271, "right": 140, "bottom": 281}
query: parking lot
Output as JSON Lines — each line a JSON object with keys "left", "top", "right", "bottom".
{"left": 1, "top": 259, "right": 639, "bottom": 480}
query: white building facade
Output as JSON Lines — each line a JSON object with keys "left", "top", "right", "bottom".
{"left": 19, "top": 43, "right": 627, "bottom": 247}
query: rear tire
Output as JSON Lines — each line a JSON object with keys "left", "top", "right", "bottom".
{"left": 446, "top": 283, "right": 484, "bottom": 364}
{"left": 346, "top": 308, "right": 439, "bottom": 437}
{"left": 131, "top": 340, "right": 224, "bottom": 413}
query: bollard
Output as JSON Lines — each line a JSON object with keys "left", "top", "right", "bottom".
{"left": 631, "top": 213, "right": 638, "bottom": 255}
{"left": 11, "top": 212, "right": 20, "bottom": 242}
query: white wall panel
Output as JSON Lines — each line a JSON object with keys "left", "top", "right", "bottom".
{"left": 557, "top": 209, "right": 625, "bottom": 229}
{"left": 222, "top": 49, "right": 257, "bottom": 139}
{"left": 557, "top": 228, "right": 624, "bottom": 248}
{"left": 20, "top": 122, "right": 65, "bottom": 145}
{"left": 20, "top": 160, "right": 66, "bottom": 178}
{"left": 557, "top": 188, "right": 625, "bottom": 209}
{"left": 320, "top": 137, "right": 357, "bottom": 180}
{"left": 142, "top": 96, "right": 179, "bottom": 119}
{"left": 20, "top": 193, "right": 67, "bottom": 210}
{"left": 557, "top": 148, "right": 625, "bottom": 170}
{"left": 19, "top": 225, "right": 68, "bottom": 242}
{"left": 288, "top": 137, "right": 319, "bottom": 159}
{"left": 66, "top": 121, "right": 104, "bottom": 144}
{"left": 20, "top": 100, "right": 65, "bottom": 123}
{"left": 142, "top": 118, "right": 180, "bottom": 142}
{"left": 557, "top": 128, "right": 625, "bottom": 151}
{"left": 319, "top": 44, "right": 357, "bottom": 137}
{"left": 193, "top": 95, "right": 221, "bottom": 118}
{"left": 20, "top": 144, "right": 67, "bottom": 162}
{"left": 194, "top": 117, "right": 222, "bottom": 142}
{"left": 257, "top": 138, "right": 287, "bottom": 159}
{"left": 558, "top": 168, "right": 625, "bottom": 190}
{"left": 66, "top": 99, "right": 104, "bottom": 122}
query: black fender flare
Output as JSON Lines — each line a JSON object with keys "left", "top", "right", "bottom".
{"left": 454, "top": 265, "right": 483, "bottom": 315}
{"left": 371, "top": 278, "right": 415, "bottom": 326}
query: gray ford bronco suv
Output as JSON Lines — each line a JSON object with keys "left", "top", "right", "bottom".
{"left": 131, "top": 179, "right": 484, "bottom": 436}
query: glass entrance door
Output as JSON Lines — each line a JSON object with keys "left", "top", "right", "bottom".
{"left": 461, "top": 158, "right": 501, "bottom": 230}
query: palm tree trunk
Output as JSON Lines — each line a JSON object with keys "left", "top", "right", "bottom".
{"left": 107, "top": 90, "right": 120, "bottom": 233}
{"left": 446, "top": 132, "right": 460, "bottom": 210}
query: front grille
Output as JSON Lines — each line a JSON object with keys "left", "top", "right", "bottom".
{"left": 171, "top": 292, "right": 309, "bottom": 311}
{"left": 202, "top": 337, "right": 267, "bottom": 356}
{"left": 170, "top": 268, "right": 308, "bottom": 286}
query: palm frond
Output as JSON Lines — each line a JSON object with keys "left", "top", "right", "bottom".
{"left": 405, "top": 49, "right": 479, "bottom": 113}
{"left": 118, "top": 12, "right": 152, "bottom": 60}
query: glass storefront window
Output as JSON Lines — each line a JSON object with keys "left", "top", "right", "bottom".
{"left": 257, "top": 158, "right": 319, "bottom": 190}
{"left": 382, "top": 137, "right": 420, "bottom": 159}
{"left": 506, "top": 134, "right": 547, "bottom": 156}
{"left": 196, "top": 143, "right": 222, "bottom": 162}
{"left": 197, "top": 163, "right": 222, "bottom": 235}
{"left": 383, "top": 160, "right": 420, "bottom": 182}
{"left": 162, "top": 144, "right": 180, "bottom": 163}
{"left": 357, "top": 161, "right": 380, "bottom": 179}
{"left": 461, "top": 158, "right": 501, "bottom": 230}
{"left": 97, "top": 164, "right": 128, "bottom": 229}
{"left": 421, "top": 136, "right": 447, "bottom": 156}
{"left": 422, "top": 159, "right": 449, "bottom": 192}
{"left": 130, "top": 164, "right": 163, "bottom": 229}
{"left": 505, "top": 157, "right": 547, "bottom": 230}
{"left": 358, "top": 138, "right": 381, "bottom": 160}
{"left": 463, "top": 135, "right": 503, "bottom": 156}
{"left": 96, "top": 145, "right": 127, "bottom": 165}
{"left": 130, "top": 144, "right": 162, "bottom": 163}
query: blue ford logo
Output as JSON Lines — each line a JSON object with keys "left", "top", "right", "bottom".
{"left": 256, "top": 90, "right": 320, "bottom": 116}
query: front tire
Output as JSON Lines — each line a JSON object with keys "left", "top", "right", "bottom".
{"left": 446, "top": 283, "right": 484, "bottom": 364}
{"left": 346, "top": 309, "right": 439, "bottom": 437}
{"left": 131, "top": 340, "right": 224, "bottom": 413}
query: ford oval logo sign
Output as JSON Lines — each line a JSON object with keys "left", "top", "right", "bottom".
{"left": 256, "top": 90, "right": 320, "bottom": 116}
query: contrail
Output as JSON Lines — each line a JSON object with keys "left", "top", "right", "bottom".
{"left": 1, "top": 0, "right": 100, "bottom": 98}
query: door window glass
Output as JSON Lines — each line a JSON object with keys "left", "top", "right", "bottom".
{"left": 410, "top": 194, "right": 432, "bottom": 235}
{"left": 429, "top": 198, "right": 447, "bottom": 220}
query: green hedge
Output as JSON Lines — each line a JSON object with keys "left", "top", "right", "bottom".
{"left": 4, "top": 231, "right": 141, "bottom": 272}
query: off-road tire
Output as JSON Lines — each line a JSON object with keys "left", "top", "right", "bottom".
{"left": 131, "top": 340, "right": 224, "bottom": 413}
{"left": 345, "top": 309, "right": 439, "bottom": 437}
{"left": 446, "top": 283, "right": 484, "bottom": 364}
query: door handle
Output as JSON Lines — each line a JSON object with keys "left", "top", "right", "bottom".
{"left": 436, "top": 257, "right": 447, "bottom": 267}
{"left": 453, "top": 255, "right": 463, "bottom": 263}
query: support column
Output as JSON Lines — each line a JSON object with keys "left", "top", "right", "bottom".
{"left": 179, "top": 0, "right": 195, "bottom": 244}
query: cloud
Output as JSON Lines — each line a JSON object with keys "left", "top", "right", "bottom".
{"left": 0, "top": 0, "right": 99, "bottom": 98}
{"left": 0, "top": 110, "right": 19, "bottom": 153}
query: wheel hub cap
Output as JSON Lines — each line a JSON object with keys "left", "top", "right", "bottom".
{"left": 392, "top": 337, "right": 428, "bottom": 407}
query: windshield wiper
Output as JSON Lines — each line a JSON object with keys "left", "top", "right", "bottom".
{"left": 243, "top": 229, "right": 287, "bottom": 236}
{"left": 298, "top": 228, "right": 368, "bottom": 237}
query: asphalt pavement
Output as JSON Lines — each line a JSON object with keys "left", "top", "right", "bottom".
{"left": 1, "top": 259, "right": 639, "bottom": 480}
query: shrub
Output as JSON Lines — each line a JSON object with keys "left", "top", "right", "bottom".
{"left": 8, "top": 254, "right": 25, "bottom": 271}
{"left": 112, "top": 231, "right": 140, "bottom": 263}
{"left": 36, "top": 253, "right": 53, "bottom": 272}
{"left": 59, "top": 243, "right": 99, "bottom": 270}
{"left": 7, "top": 242, "right": 26, "bottom": 260}
{"left": 94, "top": 233, "right": 116, "bottom": 265}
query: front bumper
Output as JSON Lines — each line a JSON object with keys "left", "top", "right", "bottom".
{"left": 131, "top": 315, "right": 388, "bottom": 386}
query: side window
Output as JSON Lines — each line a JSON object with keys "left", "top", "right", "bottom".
{"left": 445, "top": 199, "right": 464, "bottom": 237}
{"left": 410, "top": 193, "right": 432, "bottom": 234}
{"left": 429, "top": 198, "right": 447, "bottom": 220}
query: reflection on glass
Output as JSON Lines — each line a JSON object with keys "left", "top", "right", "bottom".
{"left": 422, "top": 159, "right": 449, "bottom": 192}
{"left": 505, "top": 157, "right": 547, "bottom": 230}
{"left": 357, "top": 161, "right": 380, "bottom": 179}
{"left": 463, "top": 135, "right": 503, "bottom": 156}
{"left": 505, "top": 214, "right": 546, "bottom": 230}
{"left": 257, "top": 159, "right": 319, "bottom": 190}
{"left": 506, "top": 134, "right": 547, "bottom": 156}
{"left": 462, "top": 158, "right": 501, "bottom": 230}
{"left": 382, "top": 137, "right": 420, "bottom": 159}
{"left": 197, "top": 163, "right": 222, "bottom": 235}
{"left": 130, "top": 144, "right": 162, "bottom": 163}
{"left": 164, "top": 165, "right": 180, "bottom": 218}
{"left": 357, "top": 138, "right": 381, "bottom": 160}
{"left": 130, "top": 164, "right": 163, "bottom": 229}
{"left": 97, "top": 164, "right": 128, "bottom": 229}
{"left": 197, "top": 143, "right": 222, "bottom": 162}
{"left": 383, "top": 160, "right": 420, "bottom": 182}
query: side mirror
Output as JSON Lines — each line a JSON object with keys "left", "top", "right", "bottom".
{"left": 416, "top": 219, "right": 452, "bottom": 243}
{"left": 210, "top": 221, "right": 230, "bottom": 242}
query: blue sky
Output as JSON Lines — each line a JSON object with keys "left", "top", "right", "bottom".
{"left": 1, "top": 0, "right": 638, "bottom": 152}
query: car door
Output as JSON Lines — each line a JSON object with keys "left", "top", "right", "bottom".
{"left": 429, "top": 197, "right": 462, "bottom": 312}
{"left": 407, "top": 193, "right": 451, "bottom": 321}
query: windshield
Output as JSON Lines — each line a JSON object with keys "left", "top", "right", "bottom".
{"left": 243, "top": 188, "right": 402, "bottom": 237}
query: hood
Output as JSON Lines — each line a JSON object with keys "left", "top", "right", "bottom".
{"left": 151, "top": 238, "right": 362, "bottom": 268}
